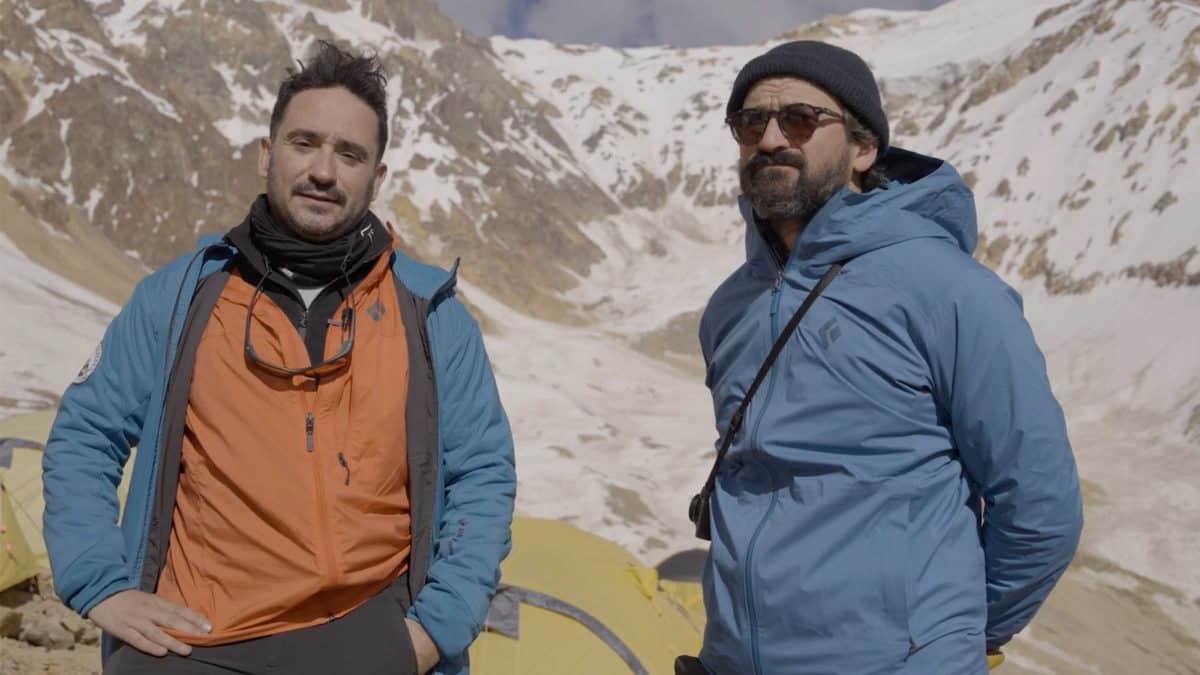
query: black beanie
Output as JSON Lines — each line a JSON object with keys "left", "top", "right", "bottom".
{"left": 727, "top": 40, "right": 889, "bottom": 155}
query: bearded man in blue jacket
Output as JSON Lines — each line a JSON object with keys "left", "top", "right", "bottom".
{"left": 691, "top": 41, "right": 1083, "bottom": 675}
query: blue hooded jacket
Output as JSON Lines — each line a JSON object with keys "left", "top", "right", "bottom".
{"left": 698, "top": 149, "right": 1082, "bottom": 675}
{"left": 42, "top": 238, "right": 515, "bottom": 675}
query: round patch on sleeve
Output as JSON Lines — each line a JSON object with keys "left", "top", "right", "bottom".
{"left": 73, "top": 342, "right": 103, "bottom": 385}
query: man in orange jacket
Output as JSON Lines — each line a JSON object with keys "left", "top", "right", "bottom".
{"left": 43, "top": 41, "right": 516, "bottom": 675}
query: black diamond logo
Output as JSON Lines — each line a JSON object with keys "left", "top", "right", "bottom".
{"left": 366, "top": 299, "right": 385, "bottom": 322}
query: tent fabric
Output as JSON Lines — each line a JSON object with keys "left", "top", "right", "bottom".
{"left": 0, "top": 415, "right": 55, "bottom": 577}
{"left": 468, "top": 518, "right": 702, "bottom": 675}
{"left": 1, "top": 437, "right": 46, "bottom": 467}
{"left": 655, "top": 550, "right": 708, "bottom": 632}
{"left": 0, "top": 412, "right": 59, "bottom": 592}
{"left": 487, "top": 584, "right": 650, "bottom": 675}
{"left": 657, "top": 579, "right": 706, "bottom": 634}
{"left": 1, "top": 484, "right": 39, "bottom": 592}
{"left": 2, "top": 412, "right": 122, "bottom": 592}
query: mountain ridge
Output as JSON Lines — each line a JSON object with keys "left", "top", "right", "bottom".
{"left": 1, "top": 0, "right": 1197, "bottom": 670}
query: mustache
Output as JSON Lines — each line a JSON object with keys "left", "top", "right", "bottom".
{"left": 293, "top": 183, "right": 345, "bottom": 204}
{"left": 741, "top": 150, "right": 807, "bottom": 180}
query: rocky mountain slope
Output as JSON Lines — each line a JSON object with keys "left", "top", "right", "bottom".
{"left": 1, "top": 0, "right": 1198, "bottom": 671}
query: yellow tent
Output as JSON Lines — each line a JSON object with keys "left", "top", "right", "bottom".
{"left": 469, "top": 517, "right": 703, "bottom": 675}
{"left": 0, "top": 411, "right": 135, "bottom": 593}
{"left": 1, "top": 472, "right": 40, "bottom": 592}
{"left": 1, "top": 411, "right": 56, "bottom": 591}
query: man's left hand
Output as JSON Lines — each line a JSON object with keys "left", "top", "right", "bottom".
{"left": 405, "top": 618, "right": 440, "bottom": 674}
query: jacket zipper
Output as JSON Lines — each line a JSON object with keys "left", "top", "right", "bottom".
{"left": 134, "top": 246, "right": 221, "bottom": 589}
{"left": 307, "top": 381, "right": 342, "bottom": 590}
{"left": 745, "top": 489, "right": 779, "bottom": 675}
{"left": 745, "top": 268, "right": 785, "bottom": 675}
{"left": 405, "top": 288, "right": 439, "bottom": 604}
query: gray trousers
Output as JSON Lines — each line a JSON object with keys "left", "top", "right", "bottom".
{"left": 104, "top": 576, "right": 418, "bottom": 675}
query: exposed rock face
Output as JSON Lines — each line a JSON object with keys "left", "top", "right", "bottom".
{"left": 1, "top": 0, "right": 616, "bottom": 321}
{"left": 2, "top": 1, "right": 1199, "bottom": 672}
{"left": 4, "top": 0, "right": 1192, "bottom": 317}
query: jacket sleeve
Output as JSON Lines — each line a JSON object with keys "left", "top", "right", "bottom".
{"left": 408, "top": 299, "right": 516, "bottom": 659}
{"left": 929, "top": 275, "right": 1083, "bottom": 650}
{"left": 42, "top": 278, "right": 161, "bottom": 616}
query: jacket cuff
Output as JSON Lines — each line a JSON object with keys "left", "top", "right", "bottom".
{"left": 984, "top": 633, "right": 1012, "bottom": 653}
{"left": 407, "top": 583, "right": 481, "bottom": 660}
{"left": 76, "top": 576, "right": 136, "bottom": 618}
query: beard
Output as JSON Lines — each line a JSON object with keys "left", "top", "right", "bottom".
{"left": 740, "top": 148, "right": 852, "bottom": 224}
{"left": 265, "top": 161, "right": 372, "bottom": 242}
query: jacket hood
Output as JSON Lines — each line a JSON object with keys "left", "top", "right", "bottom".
{"left": 743, "top": 147, "right": 977, "bottom": 274}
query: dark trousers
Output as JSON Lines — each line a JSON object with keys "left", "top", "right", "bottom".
{"left": 104, "top": 577, "right": 417, "bottom": 675}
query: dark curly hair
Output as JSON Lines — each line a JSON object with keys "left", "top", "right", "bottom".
{"left": 269, "top": 41, "right": 389, "bottom": 162}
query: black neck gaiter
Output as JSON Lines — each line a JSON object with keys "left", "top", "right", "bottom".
{"left": 246, "top": 194, "right": 383, "bottom": 287}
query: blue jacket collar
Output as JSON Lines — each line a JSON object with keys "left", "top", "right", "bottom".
{"left": 742, "top": 147, "right": 978, "bottom": 275}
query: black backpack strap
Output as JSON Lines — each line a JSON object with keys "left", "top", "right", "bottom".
{"left": 689, "top": 263, "right": 842, "bottom": 538}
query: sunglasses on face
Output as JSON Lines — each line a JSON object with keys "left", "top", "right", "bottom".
{"left": 243, "top": 270, "right": 355, "bottom": 379}
{"left": 726, "top": 102, "right": 845, "bottom": 146}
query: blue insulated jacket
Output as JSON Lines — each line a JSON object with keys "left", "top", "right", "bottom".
{"left": 698, "top": 149, "right": 1083, "bottom": 675}
{"left": 42, "top": 237, "right": 516, "bottom": 675}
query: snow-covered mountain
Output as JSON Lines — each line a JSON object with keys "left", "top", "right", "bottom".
{"left": 2, "top": 0, "right": 1198, "bottom": 671}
